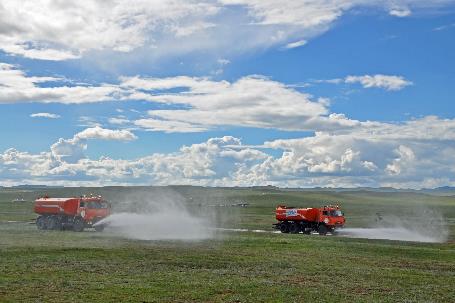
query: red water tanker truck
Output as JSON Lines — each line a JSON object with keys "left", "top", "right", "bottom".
{"left": 34, "top": 195, "right": 110, "bottom": 232}
{"left": 274, "top": 205, "right": 345, "bottom": 235}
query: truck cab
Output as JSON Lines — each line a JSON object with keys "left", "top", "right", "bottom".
{"left": 318, "top": 205, "right": 345, "bottom": 234}
{"left": 78, "top": 199, "right": 110, "bottom": 224}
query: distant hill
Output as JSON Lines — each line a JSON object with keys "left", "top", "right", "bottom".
{"left": 421, "top": 186, "right": 455, "bottom": 196}
{"left": 10, "top": 185, "right": 64, "bottom": 189}
{"left": 2, "top": 184, "right": 455, "bottom": 196}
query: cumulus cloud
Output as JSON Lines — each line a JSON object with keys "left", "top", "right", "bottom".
{"left": 50, "top": 126, "right": 137, "bottom": 164}
{"left": 75, "top": 126, "right": 137, "bottom": 141}
{"left": 385, "top": 145, "right": 415, "bottom": 175}
{"left": 50, "top": 137, "right": 87, "bottom": 164}
{"left": 0, "top": 1, "right": 452, "bottom": 61}
{"left": 30, "top": 112, "right": 60, "bottom": 119}
{"left": 258, "top": 116, "right": 455, "bottom": 187}
{"left": 1, "top": 117, "right": 455, "bottom": 188}
{"left": 0, "top": 134, "right": 268, "bottom": 186}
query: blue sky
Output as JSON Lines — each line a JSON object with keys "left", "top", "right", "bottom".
{"left": 0, "top": 0, "right": 454, "bottom": 188}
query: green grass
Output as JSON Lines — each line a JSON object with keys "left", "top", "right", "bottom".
{"left": 0, "top": 187, "right": 454, "bottom": 302}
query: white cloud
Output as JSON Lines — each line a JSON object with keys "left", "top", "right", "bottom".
{"left": 0, "top": 64, "right": 417, "bottom": 136}
{"left": 4, "top": 64, "right": 341, "bottom": 134}
{"left": 75, "top": 126, "right": 137, "bottom": 141}
{"left": 134, "top": 118, "right": 209, "bottom": 133}
{"left": 0, "top": 1, "right": 452, "bottom": 61}
{"left": 433, "top": 23, "right": 455, "bottom": 31}
{"left": 50, "top": 126, "right": 137, "bottom": 164}
{"left": 385, "top": 145, "right": 415, "bottom": 175}
{"left": 389, "top": 8, "right": 411, "bottom": 17}
{"left": 50, "top": 137, "right": 87, "bottom": 164}
{"left": 2, "top": 65, "right": 341, "bottom": 133}
{"left": 284, "top": 39, "right": 307, "bottom": 49}
{"left": 0, "top": 42, "right": 80, "bottom": 61}
{"left": 5, "top": 64, "right": 417, "bottom": 134}
{"left": 0, "top": 134, "right": 268, "bottom": 186}
{"left": 221, "top": 1, "right": 452, "bottom": 24}
{"left": 108, "top": 117, "right": 130, "bottom": 125}
{"left": 0, "top": 0, "right": 220, "bottom": 60}
{"left": 258, "top": 116, "right": 455, "bottom": 187}
{"left": 316, "top": 74, "right": 413, "bottom": 91}
{"left": 345, "top": 74, "right": 413, "bottom": 91}
{"left": 0, "top": 63, "right": 124, "bottom": 104}
{"left": 30, "top": 112, "right": 60, "bottom": 119}
{"left": 217, "top": 59, "right": 230, "bottom": 65}
{"left": 77, "top": 116, "right": 102, "bottom": 128}
{"left": 171, "top": 21, "right": 216, "bottom": 37}
{"left": 1, "top": 117, "right": 455, "bottom": 188}
{"left": 123, "top": 75, "right": 358, "bottom": 132}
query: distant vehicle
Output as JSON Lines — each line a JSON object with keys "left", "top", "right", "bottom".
{"left": 274, "top": 205, "right": 345, "bottom": 235}
{"left": 34, "top": 195, "right": 111, "bottom": 232}
{"left": 12, "top": 198, "right": 27, "bottom": 203}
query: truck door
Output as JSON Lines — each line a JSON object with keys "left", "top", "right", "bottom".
{"left": 322, "top": 210, "right": 329, "bottom": 224}
{"left": 78, "top": 201, "right": 87, "bottom": 219}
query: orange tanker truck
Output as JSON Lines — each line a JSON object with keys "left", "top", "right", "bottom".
{"left": 274, "top": 205, "right": 345, "bottom": 235}
{"left": 34, "top": 195, "right": 110, "bottom": 232}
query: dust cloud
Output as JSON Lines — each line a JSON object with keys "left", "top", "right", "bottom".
{"left": 95, "top": 189, "right": 215, "bottom": 241}
{"left": 339, "top": 206, "right": 448, "bottom": 243}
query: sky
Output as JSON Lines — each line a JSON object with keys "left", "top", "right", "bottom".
{"left": 0, "top": 0, "right": 454, "bottom": 188}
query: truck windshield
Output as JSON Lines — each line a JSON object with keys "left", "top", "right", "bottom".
{"left": 86, "top": 202, "right": 109, "bottom": 209}
{"left": 329, "top": 210, "right": 343, "bottom": 217}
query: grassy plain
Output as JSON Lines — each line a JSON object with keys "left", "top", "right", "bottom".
{"left": 0, "top": 186, "right": 454, "bottom": 302}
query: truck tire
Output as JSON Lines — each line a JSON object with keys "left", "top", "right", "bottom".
{"left": 318, "top": 225, "right": 328, "bottom": 235}
{"left": 73, "top": 218, "right": 85, "bottom": 232}
{"left": 36, "top": 216, "right": 46, "bottom": 230}
{"left": 279, "top": 222, "right": 289, "bottom": 233}
{"left": 289, "top": 223, "right": 300, "bottom": 234}
{"left": 55, "top": 217, "right": 64, "bottom": 230}
{"left": 47, "top": 216, "right": 58, "bottom": 230}
{"left": 42, "top": 216, "right": 51, "bottom": 230}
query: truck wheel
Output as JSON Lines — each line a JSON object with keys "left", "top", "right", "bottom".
{"left": 55, "top": 217, "right": 64, "bottom": 230}
{"left": 318, "top": 225, "right": 328, "bottom": 235}
{"left": 47, "top": 216, "right": 58, "bottom": 230}
{"left": 279, "top": 223, "right": 289, "bottom": 233}
{"left": 36, "top": 216, "right": 46, "bottom": 230}
{"left": 42, "top": 216, "right": 51, "bottom": 230}
{"left": 73, "top": 218, "right": 85, "bottom": 232}
{"left": 94, "top": 224, "right": 105, "bottom": 232}
{"left": 289, "top": 223, "right": 300, "bottom": 234}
